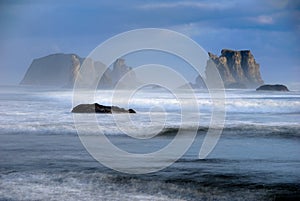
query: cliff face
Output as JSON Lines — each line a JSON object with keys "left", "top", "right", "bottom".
{"left": 21, "top": 53, "right": 82, "bottom": 87}
{"left": 111, "top": 58, "right": 137, "bottom": 88}
{"left": 21, "top": 49, "right": 264, "bottom": 89}
{"left": 21, "top": 54, "right": 137, "bottom": 88}
{"left": 205, "top": 49, "right": 264, "bottom": 88}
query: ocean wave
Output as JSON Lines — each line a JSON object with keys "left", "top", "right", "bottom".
{"left": 0, "top": 169, "right": 284, "bottom": 201}
{"left": 156, "top": 124, "right": 300, "bottom": 138}
{"left": 1, "top": 168, "right": 299, "bottom": 201}
{"left": 1, "top": 122, "right": 299, "bottom": 139}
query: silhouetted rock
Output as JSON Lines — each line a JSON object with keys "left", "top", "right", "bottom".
{"left": 21, "top": 54, "right": 138, "bottom": 89}
{"left": 72, "top": 103, "right": 136, "bottom": 113}
{"left": 256, "top": 84, "right": 289, "bottom": 91}
{"left": 21, "top": 54, "right": 82, "bottom": 87}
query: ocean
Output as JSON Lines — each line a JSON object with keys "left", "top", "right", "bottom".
{"left": 0, "top": 85, "right": 299, "bottom": 201}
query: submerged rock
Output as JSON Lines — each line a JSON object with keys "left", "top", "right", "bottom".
{"left": 256, "top": 84, "right": 289, "bottom": 91}
{"left": 72, "top": 103, "right": 136, "bottom": 113}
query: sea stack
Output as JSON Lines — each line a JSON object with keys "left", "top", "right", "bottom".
{"left": 20, "top": 54, "right": 138, "bottom": 89}
{"left": 20, "top": 53, "right": 83, "bottom": 87}
{"left": 199, "top": 49, "right": 264, "bottom": 88}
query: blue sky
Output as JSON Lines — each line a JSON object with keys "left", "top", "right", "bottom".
{"left": 0, "top": 0, "right": 299, "bottom": 87}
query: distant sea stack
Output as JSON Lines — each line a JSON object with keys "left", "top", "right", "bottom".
{"left": 21, "top": 53, "right": 137, "bottom": 88}
{"left": 21, "top": 49, "right": 264, "bottom": 89}
{"left": 200, "top": 49, "right": 264, "bottom": 88}
{"left": 20, "top": 53, "right": 83, "bottom": 87}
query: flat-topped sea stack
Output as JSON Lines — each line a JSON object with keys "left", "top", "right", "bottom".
{"left": 256, "top": 84, "right": 289, "bottom": 92}
{"left": 20, "top": 53, "right": 83, "bottom": 87}
{"left": 72, "top": 103, "right": 136, "bottom": 114}
{"left": 201, "top": 49, "right": 264, "bottom": 88}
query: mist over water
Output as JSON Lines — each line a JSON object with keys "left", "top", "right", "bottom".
{"left": 0, "top": 85, "right": 299, "bottom": 200}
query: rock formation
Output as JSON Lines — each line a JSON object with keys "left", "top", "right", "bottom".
{"left": 197, "top": 49, "right": 264, "bottom": 88}
{"left": 21, "top": 49, "right": 264, "bottom": 89}
{"left": 21, "top": 53, "right": 83, "bottom": 87}
{"left": 21, "top": 53, "right": 137, "bottom": 88}
{"left": 256, "top": 84, "right": 289, "bottom": 91}
{"left": 72, "top": 103, "right": 136, "bottom": 113}
{"left": 110, "top": 58, "right": 138, "bottom": 88}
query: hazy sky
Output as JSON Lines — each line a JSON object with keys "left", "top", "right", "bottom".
{"left": 0, "top": 0, "right": 299, "bottom": 87}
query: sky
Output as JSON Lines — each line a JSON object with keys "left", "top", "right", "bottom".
{"left": 0, "top": 0, "right": 299, "bottom": 87}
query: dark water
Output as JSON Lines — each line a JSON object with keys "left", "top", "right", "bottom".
{"left": 1, "top": 132, "right": 299, "bottom": 201}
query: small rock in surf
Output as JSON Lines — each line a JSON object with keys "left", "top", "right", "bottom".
{"left": 256, "top": 84, "right": 289, "bottom": 91}
{"left": 72, "top": 103, "right": 136, "bottom": 113}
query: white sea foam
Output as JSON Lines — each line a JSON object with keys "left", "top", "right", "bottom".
{"left": 0, "top": 171, "right": 269, "bottom": 201}
{"left": 0, "top": 86, "right": 299, "bottom": 136}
